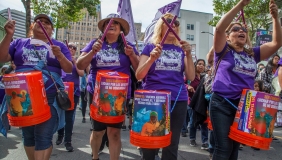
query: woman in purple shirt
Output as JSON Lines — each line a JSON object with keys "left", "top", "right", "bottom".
{"left": 209, "top": 0, "right": 282, "bottom": 159}
{"left": 0, "top": 14, "right": 72, "bottom": 160}
{"left": 76, "top": 14, "right": 139, "bottom": 160}
{"left": 136, "top": 13, "right": 195, "bottom": 160}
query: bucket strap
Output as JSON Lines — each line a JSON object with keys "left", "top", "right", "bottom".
{"left": 170, "top": 84, "right": 183, "bottom": 113}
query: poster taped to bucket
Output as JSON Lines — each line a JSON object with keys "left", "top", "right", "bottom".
{"left": 238, "top": 90, "right": 279, "bottom": 138}
{"left": 130, "top": 90, "right": 172, "bottom": 148}
{"left": 229, "top": 89, "right": 279, "bottom": 150}
{"left": 3, "top": 71, "right": 51, "bottom": 127}
{"left": 90, "top": 70, "right": 129, "bottom": 123}
{"left": 63, "top": 82, "right": 74, "bottom": 110}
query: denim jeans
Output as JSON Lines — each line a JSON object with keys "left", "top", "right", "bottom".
{"left": 181, "top": 106, "right": 189, "bottom": 133}
{"left": 209, "top": 93, "right": 240, "bottom": 160}
{"left": 189, "top": 107, "right": 208, "bottom": 143}
{"left": 209, "top": 130, "right": 214, "bottom": 154}
{"left": 57, "top": 95, "right": 79, "bottom": 142}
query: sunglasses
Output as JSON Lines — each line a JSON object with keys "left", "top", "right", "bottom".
{"left": 229, "top": 26, "right": 248, "bottom": 33}
{"left": 69, "top": 45, "right": 77, "bottom": 51}
{"left": 259, "top": 68, "right": 264, "bottom": 71}
{"left": 165, "top": 18, "right": 180, "bottom": 27}
{"left": 105, "top": 20, "right": 120, "bottom": 25}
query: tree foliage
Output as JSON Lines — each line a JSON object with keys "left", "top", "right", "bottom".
{"left": 21, "top": 0, "right": 100, "bottom": 36}
{"left": 209, "top": 0, "right": 282, "bottom": 42}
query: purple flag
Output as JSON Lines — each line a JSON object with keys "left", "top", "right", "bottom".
{"left": 117, "top": 0, "right": 137, "bottom": 43}
{"left": 144, "top": 0, "right": 182, "bottom": 44}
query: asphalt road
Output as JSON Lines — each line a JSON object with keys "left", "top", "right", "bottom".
{"left": 1, "top": 107, "right": 282, "bottom": 160}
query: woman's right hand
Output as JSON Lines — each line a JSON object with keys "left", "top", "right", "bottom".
{"left": 149, "top": 44, "right": 162, "bottom": 61}
{"left": 92, "top": 39, "right": 103, "bottom": 53}
{"left": 4, "top": 20, "right": 15, "bottom": 36}
{"left": 239, "top": 0, "right": 251, "bottom": 7}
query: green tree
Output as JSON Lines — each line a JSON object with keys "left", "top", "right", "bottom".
{"left": 209, "top": 0, "right": 282, "bottom": 42}
{"left": 21, "top": 0, "right": 100, "bottom": 37}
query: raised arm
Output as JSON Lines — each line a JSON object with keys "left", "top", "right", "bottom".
{"left": 260, "top": 0, "right": 282, "bottom": 60}
{"left": 206, "top": 46, "right": 214, "bottom": 66}
{"left": 0, "top": 20, "right": 14, "bottom": 63}
{"left": 214, "top": 0, "right": 250, "bottom": 53}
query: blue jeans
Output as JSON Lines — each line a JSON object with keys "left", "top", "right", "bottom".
{"left": 188, "top": 107, "right": 208, "bottom": 143}
{"left": 57, "top": 95, "right": 79, "bottom": 142}
{"left": 209, "top": 93, "right": 240, "bottom": 160}
{"left": 209, "top": 130, "right": 214, "bottom": 154}
{"left": 22, "top": 93, "right": 57, "bottom": 150}
{"left": 181, "top": 106, "right": 189, "bottom": 133}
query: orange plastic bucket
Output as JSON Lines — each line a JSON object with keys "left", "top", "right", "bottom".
{"left": 63, "top": 82, "right": 74, "bottom": 110}
{"left": 90, "top": 70, "right": 129, "bottom": 123}
{"left": 130, "top": 90, "right": 172, "bottom": 148}
{"left": 3, "top": 71, "right": 51, "bottom": 127}
{"left": 229, "top": 89, "right": 279, "bottom": 150}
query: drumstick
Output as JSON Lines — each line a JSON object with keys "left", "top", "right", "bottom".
{"left": 36, "top": 20, "right": 53, "bottom": 45}
{"left": 7, "top": 8, "right": 12, "bottom": 20}
{"left": 64, "top": 39, "right": 69, "bottom": 50}
{"left": 161, "top": 17, "right": 181, "bottom": 41}
{"left": 235, "top": 14, "right": 241, "bottom": 22}
{"left": 241, "top": 10, "right": 246, "bottom": 24}
{"left": 101, "top": 18, "right": 114, "bottom": 41}
{"left": 160, "top": 15, "right": 177, "bottom": 46}
{"left": 120, "top": 31, "right": 128, "bottom": 47}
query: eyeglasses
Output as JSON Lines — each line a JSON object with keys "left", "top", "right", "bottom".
{"left": 229, "top": 26, "right": 248, "bottom": 33}
{"left": 259, "top": 68, "right": 265, "bottom": 71}
{"left": 69, "top": 45, "right": 77, "bottom": 51}
{"left": 105, "top": 20, "right": 120, "bottom": 25}
{"left": 165, "top": 18, "right": 180, "bottom": 27}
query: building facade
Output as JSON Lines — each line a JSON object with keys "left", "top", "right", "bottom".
{"left": 0, "top": 9, "right": 26, "bottom": 39}
{"left": 57, "top": 8, "right": 102, "bottom": 56}
{"left": 178, "top": 9, "right": 213, "bottom": 61}
{"left": 134, "top": 22, "right": 142, "bottom": 40}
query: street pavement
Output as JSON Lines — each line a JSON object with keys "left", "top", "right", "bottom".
{"left": 1, "top": 107, "right": 282, "bottom": 160}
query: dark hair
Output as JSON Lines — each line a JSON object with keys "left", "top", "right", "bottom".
{"left": 265, "top": 54, "right": 280, "bottom": 74}
{"left": 258, "top": 63, "right": 265, "bottom": 68}
{"left": 102, "top": 23, "right": 125, "bottom": 54}
{"left": 194, "top": 59, "right": 206, "bottom": 66}
{"left": 255, "top": 80, "right": 264, "bottom": 92}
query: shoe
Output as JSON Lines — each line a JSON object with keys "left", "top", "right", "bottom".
{"left": 201, "top": 143, "right": 209, "bottom": 150}
{"left": 78, "top": 107, "right": 82, "bottom": 110}
{"left": 239, "top": 144, "right": 243, "bottom": 150}
{"left": 181, "top": 132, "right": 187, "bottom": 137}
{"left": 272, "top": 136, "right": 278, "bottom": 140}
{"left": 122, "top": 125, "right": 126, "bottom": 130}
{"left": 190, "top": 140, "right": 197, "bottom": 147}
{"left": 82, "top": 118, "right": 86, "bottom": 123}
{"left": 155, "top": 155, "right": 161, "bottom": 160}
{"left": 65, "top": 142, "right": 74, "bottom": 152}
{"left": 251, "top": 147, "right": 260, "bottom": 150}
{"left": 128, "top": 125, "right": 131, "bottom": 130}
{"left": 56, "top": 135, "right": 64, "bottom": 145}
{"left": 209, "top": 153, "right": 213, "bottom": 160}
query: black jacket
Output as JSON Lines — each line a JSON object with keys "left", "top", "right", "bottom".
{"left": 189, "top": 75, "right": 209, "bottom": 127}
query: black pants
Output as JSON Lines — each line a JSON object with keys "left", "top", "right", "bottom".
{"left": 142, "top": 101, "right": 187, "bottom": 160}
{"left": 80, "top": 90, "right": 87, "bottom": 118}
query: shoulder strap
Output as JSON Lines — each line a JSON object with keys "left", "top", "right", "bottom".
{"left": 214, "top": 46, "right": 230, "bottom": 77}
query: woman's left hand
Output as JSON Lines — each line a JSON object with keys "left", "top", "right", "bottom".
{"left": 124, "top": 45, "right": 135, "bottom": 57}
{"left": 51, "top": 45, "right": 65, "bottom": 60}
{"left": 269, "top": 0, "right": 278, "bottom": 19}
{"left": 180, "top": 40, "right": 191, "bottom": 55}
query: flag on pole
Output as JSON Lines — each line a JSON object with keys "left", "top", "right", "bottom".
{"left": 144, "top": 0, "right": 182, "bottom": 44}
{"left": 117, "top": 0, "right": 137, "bottom": 43}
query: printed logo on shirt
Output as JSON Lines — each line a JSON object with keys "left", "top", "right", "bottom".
{"left": 155, "top": 49, "right": 182, "bottom": 71}
{"left": 232, "top": 51, "right": 256, "bottom": 77}
{"left": 22, "top": 47, "right": 47, "bottom": 65}
{"left": 96, "top": 48, "right": 120, "bottom": 67}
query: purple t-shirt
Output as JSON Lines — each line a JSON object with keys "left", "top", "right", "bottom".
{"left": 212, "top": 43, "right": 260, "bottom": 99}
{"left": 141, "top": 43, "right": 188, "bottom": 101}
{"left": 62, "top": 64, "right": 80, "bottom": 96}
{"left": 9, "top": 38, "right": 72, "bottom": 94}
{"left": 80, "top": 39, "right": 138, "bottom": 98}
